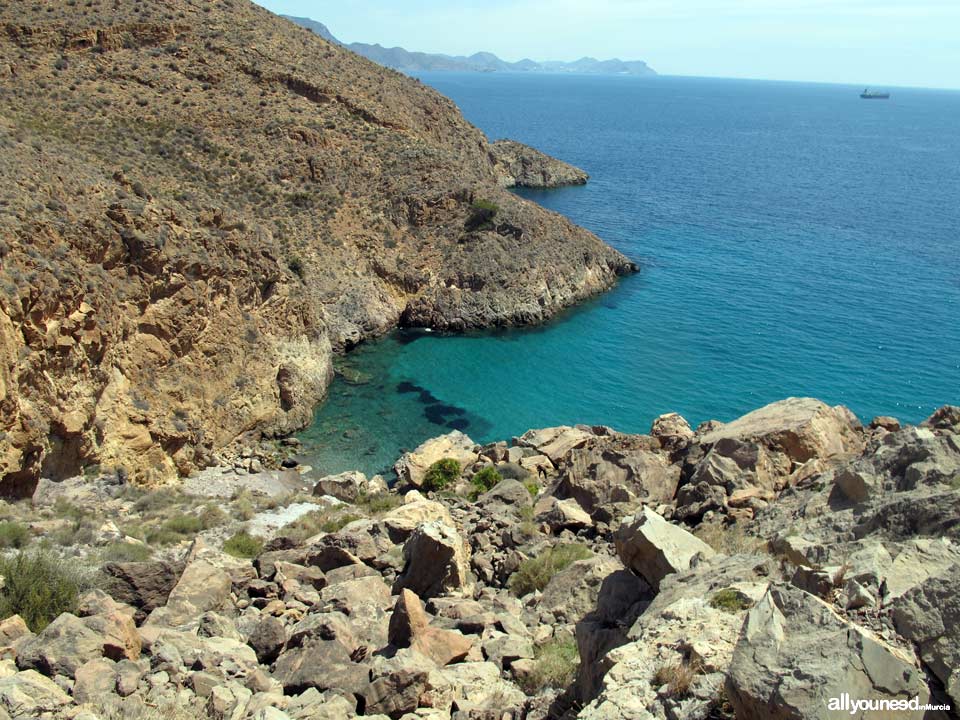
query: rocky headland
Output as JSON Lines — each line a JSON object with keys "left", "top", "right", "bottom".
{"left": 0, "top": 397, "right": 957, "bottom": 719}
{"left": 0, "top": 0, "right": 633, "bottom": 495}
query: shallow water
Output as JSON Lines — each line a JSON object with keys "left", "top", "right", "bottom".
{"left": 299, "top": 75, "right": 960, "bottom": 477}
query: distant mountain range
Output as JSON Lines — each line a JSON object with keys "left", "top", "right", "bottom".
{"left": 283, "top": 16, "right": 657, "bottom": 77}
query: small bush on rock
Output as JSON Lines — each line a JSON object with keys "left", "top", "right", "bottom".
{"left": 508, "top": 543, "right": 593, "bottom": 597}
{"left": 519, "top": 635, "right": 579, "bottom": 693}
{"left": 0, "top": 521, "right": 30, "bottom": 549}
{"left": 0, "top": 550, "right": 86, "bottom": 632}
{"left": 470, "top": 466, "right": 502, "bottom": 498}
{"left": 223, "top": 531, "right": 264, "bottom": 559}
{"left": 653, "top": 660, "right": 698, "bottom": 699}
{"left": 708, "top": 588, "right": 754, "bottom": 613}
{"left": 422, "top": 458, "right": 461, "bottom": 492}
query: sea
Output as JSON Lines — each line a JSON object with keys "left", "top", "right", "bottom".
{"left": 298, "top": 74, "right": 960, "bottom": 478}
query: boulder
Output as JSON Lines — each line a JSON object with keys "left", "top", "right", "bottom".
{"left": 271, "top": 639, "right": 368, "bottom": 698}
{"left": 699, "top": 397, "right": 863, "bottom": 466}
{"left": 394, "top": 431, "right": 478, "bottom": 488}
{"left": 248, "top": 616, "right": 287, "bottom": 665}
{"left": 380, "top": 494, "right": 456, "bottom": 542}
{"left": 539, "top": 556, "right": 625, "bottom": 624}
{"left": 535, "top": 496, "right": 593, "bottom": 532}
{"left": 73, "top": 658, "right": 117, "bottom": 703}
{"left": 891, "top": 568, "right": 959, "bottom": 706}
{"left": 0, "top": 617, "right": 29, "bottom": 660}
{"left": 0, "top": 669, "right": 71, "bottom": 715}
{"left": 557, "top": 439, "right": 679, "bottom": 519}
{"left": 364, "top": 649, "right": 433, "bottom": 717}
{"left": 99, "top": 561, "right": 180, "bottom": 619}
{"left": 313, "top": 470, "right": 387, "bottom": 503}
{"left": 726, "top": 583, "right": 929, "bottom": 720}
{"left": 82, "top": 609, "right": 142, "bottom": 661}
{"left": 388, "top": 589, "right": 472, "bottom": 666}
{"left": 145, "top": 553, "right": 232, "bottom": 627}
{"left": 649, "top": 412, "right": 694, "bottom": 451}
{"left": 16, "top": 613, "right": 103, "bottom": 677}
{"left": 421, "top": 661, "right": 526, "bottom": 712}
{"left": 516, "top": 426, "right": 593, "bottom": 464}
{"left": 395, "top": 522, "right": 471, "bottom": 599}
{"left": 614, "top": 507, "right": 715, "bottom": 589}
{"left": 834, "top": 465, "right": 882, "bottom": 503}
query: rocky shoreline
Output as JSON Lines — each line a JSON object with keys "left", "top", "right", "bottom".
{"left": 0, "top": 397, "right": 956, "bottom": 719}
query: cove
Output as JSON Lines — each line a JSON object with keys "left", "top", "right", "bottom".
{"left": 298, "top": 74, "right": 960, "bottom": 478}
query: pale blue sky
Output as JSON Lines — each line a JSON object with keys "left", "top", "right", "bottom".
{"left": 257, "top": 0, "right": 960, "bottom": 89}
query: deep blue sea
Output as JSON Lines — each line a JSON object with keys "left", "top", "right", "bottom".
{"left": 299, "top": 74, "right": 960, "bottom": 477}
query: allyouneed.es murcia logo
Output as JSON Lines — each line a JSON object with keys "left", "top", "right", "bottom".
{"left": 827, "top": 694, "right": 952, "bottom": 715}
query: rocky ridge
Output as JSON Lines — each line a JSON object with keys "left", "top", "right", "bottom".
{"left": 0, "top": 396, "right": 957, "bottom": 719}
{"left": 0, "top": 0, "right": 633, "bottom": 495}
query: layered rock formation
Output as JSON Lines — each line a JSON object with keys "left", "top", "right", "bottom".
{"left": 0, "top": 397, "right": 956, "bottom": 719}
{"left": 0, "top": 0, "right": 633, "bottom": 494}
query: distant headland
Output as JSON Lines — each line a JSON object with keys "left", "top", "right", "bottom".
{"left": 283, "top": 15, "right": 657, "bottom": 77}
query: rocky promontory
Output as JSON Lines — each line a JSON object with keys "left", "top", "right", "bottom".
{"left": 0, "top": 397, "right": 957, "bottom": 719}
{"left": 0, "top": 0, "right": 634, "bottom": 494}
{"left": 491, "top": 141, "right": 589, "bottom": 189}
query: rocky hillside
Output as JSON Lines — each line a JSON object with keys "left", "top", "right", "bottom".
{"left": 0, "top": 0, "right": 633, "bottom": 494}
{"left": 0, "top": 397, "right": 956, "bottom": 719}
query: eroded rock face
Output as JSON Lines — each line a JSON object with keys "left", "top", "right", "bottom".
{"left": 726, "top": 584, "right": 929, "bottom": 720}
{"left": 0, "top": 0, "right": 634, "bottom": 494}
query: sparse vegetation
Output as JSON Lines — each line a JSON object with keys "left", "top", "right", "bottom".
{"left": 223, "top": 531, "right": 264, "bottom": 559}
{"left": 694, "top": 521, "right": 763, "bottom": 555}
{"left": 422, "top": 458, "right": 462, "bottom": 492}
{"left": 708, "top": 588, "right": 754, "bottom": 613}
{"left": 355, "top": 492, "right": 403, "bottom": 514}
{"left": 518, "top": 635, "right": 580, "bottom": 693}
{"left": 509, "top": 543, "right": 593, "bottom": 597}
{"left": 653, "top": 659, "right": 698, "bottom": 699}
{"left": 469, "top": 466, "right": 502, "bottom": 499}
{"left": 466, "top": 198, "right": 500, "bottom": 231}
{"left": 99, "top": 541, "right": 152, "bottom": 563}
{"left": 0, "top": 520, "right": 31, "bottom": 549}
{"left": 0, "top": 550, "right": 87, "bottom": 632}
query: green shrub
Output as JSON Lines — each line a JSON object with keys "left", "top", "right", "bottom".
{"left": 518, "top": 635, "right": 579, "bottom": 693}
{"left": 466, "top": 199, "right": 500, "bottom": 231}
{"left": 708, "top": 588, "right": 754, "bottom": 613}
{"left": 161, "top": 514, "right": 204, "bottom": 535}
{"left": 508, "top": 543, "right": 593, "bottom": 597}
{"left": 0, "top": 550, "right": 85, "bottom": 632}
{"left": 422, "top": 458, "right": 461, "bottom": 492}
{"left": 356, "top": 493, "right": 403, "bottom": 514}
{"left": 223, "top": 532, "right": 264, "bottom": 559}
{"left": 471, "top": 466, "right": 502, "bottom": 496}
{"left": 99, "top": 542, "right": 152, "bottom": 563}
{"left": 0, "top": 521, "right": 30, "bottom": 549}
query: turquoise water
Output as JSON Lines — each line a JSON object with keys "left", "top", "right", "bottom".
{"left": 300, "top": 75, "right": 960, "bottom": 477}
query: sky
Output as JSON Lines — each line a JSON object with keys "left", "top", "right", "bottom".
{"left": 256, "top": 0, "right": 960, "bottom": 90}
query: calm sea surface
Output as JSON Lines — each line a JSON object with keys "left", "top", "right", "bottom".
{"left": 299, "top": 74, "right": 960, "bottom": 477}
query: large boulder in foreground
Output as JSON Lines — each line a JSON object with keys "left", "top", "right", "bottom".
{"left": 614, "top": 507, "right": 715, "bottom": 589}
{"left": 388, "top": 589, "right": 472, "bottom": 666}
{"left": 395, "top": 522, "right": 471, "bottom": 599}
{"left": 394, "top": 432, "right": 478, "bottom": 488}
{"left": 699, "top": 397, "right": 863, "bottom": 467}
{"left": 726, "top": 584, "right": 930, "bottom": 720}
{"left": 891, "top": 568, "right": 960, "bottom": 707}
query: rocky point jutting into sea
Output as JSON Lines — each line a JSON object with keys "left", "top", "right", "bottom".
{"left": 0, "top": 1, "right": 958, "bottom": 720}
{"left": 0, "top": 397, "right": 958, "bottom": 720}
{"left": 0, "top": 0, "right": 632, "bottom": 495}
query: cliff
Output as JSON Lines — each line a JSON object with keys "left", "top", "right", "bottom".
{"left": 0, "top": 1, "right": 634, "bottom": 495}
